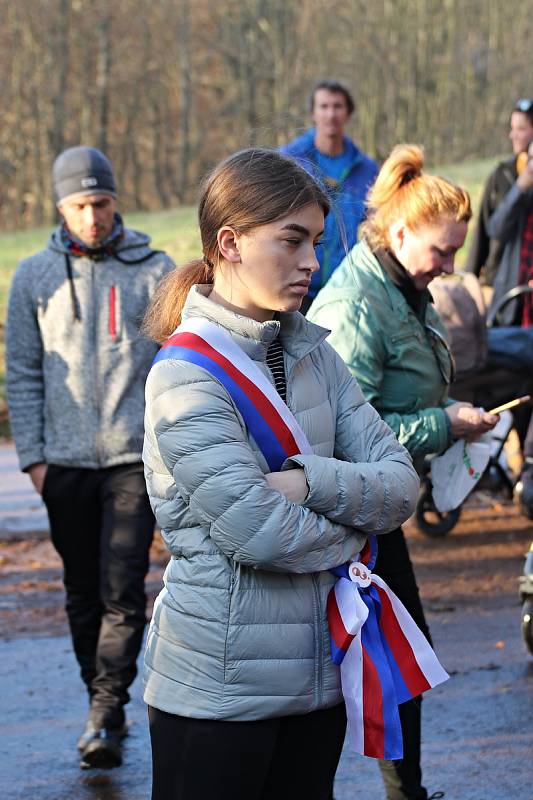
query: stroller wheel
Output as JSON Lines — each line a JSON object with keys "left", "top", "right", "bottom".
{"left": 415, "top": 481, "right": 461, "bottom": 537}
{"left": 522, "top": 599, "right": 533, "bottom": 656}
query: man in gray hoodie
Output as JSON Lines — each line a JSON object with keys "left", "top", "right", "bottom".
{"left": 6, "top": 147, "right": 174, "bottom": 769}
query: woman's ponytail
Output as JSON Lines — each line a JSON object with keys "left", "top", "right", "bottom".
{"left": 361, "top": 144, "right": 471, "bottom": 250}
{"left": 367, "top": 144, "right": 424, "bottom": 209}
{"left": 142, "top": 259, "right": 213, "bottom": 343}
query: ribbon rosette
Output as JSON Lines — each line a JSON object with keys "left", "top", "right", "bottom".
{"left": 327, "top": 537, "right": 448, "bottom": 759}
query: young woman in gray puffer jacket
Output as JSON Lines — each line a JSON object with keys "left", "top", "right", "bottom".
{"left": 142, "top": 148, "right": 420, "bottom": 800}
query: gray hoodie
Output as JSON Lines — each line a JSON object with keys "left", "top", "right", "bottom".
{"left": 7, "top": 226, "right": 174, "bottom": 471}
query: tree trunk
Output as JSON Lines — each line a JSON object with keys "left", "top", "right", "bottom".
{"left": 96, "top": 10, "right": 112, "bottom": 154}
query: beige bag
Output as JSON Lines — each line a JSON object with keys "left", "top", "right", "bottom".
{"left": 430, "top": 273, "right": 488, "bottom": 381}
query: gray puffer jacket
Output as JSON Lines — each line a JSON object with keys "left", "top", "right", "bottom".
{"left": 143, "top": 286, "right": 419, "bottom": 720}
{"left": 7, "top": 227, "right": 174, "bottom": 470}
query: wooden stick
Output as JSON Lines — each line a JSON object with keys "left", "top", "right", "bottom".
{"left": 489, "top": 395, "right": 531, "bottom": 415}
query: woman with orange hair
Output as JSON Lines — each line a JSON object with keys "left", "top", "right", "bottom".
{"left": 309, "top": 145, "right": 498, "bottom": 800}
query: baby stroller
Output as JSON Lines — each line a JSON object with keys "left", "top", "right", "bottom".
{"left": 415, "top": 282, "right": 533, "bottom": 538}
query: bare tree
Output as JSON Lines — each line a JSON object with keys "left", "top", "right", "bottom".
{"left": 0, "top": 0, "right": 531, "bottom": 229}
{"left": 96, "top": 7, "right": 112, "bottom": 153}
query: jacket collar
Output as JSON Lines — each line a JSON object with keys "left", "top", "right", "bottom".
{"left": 182, "top": 285, "right": 329, "bottom": 363}
{"left": 317, "top": 132, "right": 362, "bottom": 170}
{"left": 373, "top": 247, "right": 430, "bottom": 319}
{"left": 47, "top": 225, "right": 152, "bottom": 259}
{"left": 346, "top": 241, "right": 432, "bottom": 321}
{"left": 294, "top": 129, "right": 363, "bottom": 170}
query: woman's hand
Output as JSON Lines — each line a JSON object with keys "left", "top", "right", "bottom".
{"left": 517, "top": 158, "right": 533, "bottom": 192}
{"left": 265, "top": 469, "right": 309, "bottom": 505}
{"left": 445, "top": 402, "right": 499, "bottom": 442}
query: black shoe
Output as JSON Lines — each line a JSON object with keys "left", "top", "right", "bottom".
{"left": 78, "top": 721, "right": 127, "bottom": 769}
{"left": 77, "top": 720, "right": 99, "bottom": 752}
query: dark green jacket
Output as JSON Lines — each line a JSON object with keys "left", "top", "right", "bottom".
{"left": 308, "top": 241, "right": 452, "bottom": 471}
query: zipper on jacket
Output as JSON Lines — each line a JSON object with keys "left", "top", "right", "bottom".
{"left": 223, "top": 573, "right": 237, "bottom": 688}
{"left": 109, "top": 285, "right": 117, "bottom": 341}
{"left": 312, "top": 574, "right": 324, "bottom": 709}
{"left": 91, "top": 262, "right": 102, "bottom": 465}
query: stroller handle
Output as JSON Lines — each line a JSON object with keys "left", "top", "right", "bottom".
{"left": 487, "top": 284, "right": 533, "bottom": 327}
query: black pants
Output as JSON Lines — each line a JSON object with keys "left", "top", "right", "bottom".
{"left": 148, "top": 703, "right": 347, "bottom": 800}
{"left": 373, "top": 527, "right": 430, "bottom": 800}
{"left": 523, "top": 415, "right": 533, "bottom": 460}
{"left": 43, "top": 462, "right": 154, "bottom": 728}
{"left": 512, "top": 403, "right": 533, "bottom": 451}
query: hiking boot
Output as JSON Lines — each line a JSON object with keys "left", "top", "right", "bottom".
{"left": 78, "top": 720, "right": 127, "bottom": 769}
{"left": 77, "top": 720, "right": 98, "bottom": 752}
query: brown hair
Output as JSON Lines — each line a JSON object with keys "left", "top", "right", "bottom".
{"left": 143, "top": 148, "right": 330, "bottom": 342}
{"left": 309, "top": 79, "right": 355, "bottom": 114}
{"left": 361, "top": 144, "right": 472, "bottom": 251}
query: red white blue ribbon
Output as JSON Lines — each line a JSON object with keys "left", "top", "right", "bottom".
{"left": 153, "top": 317, "right": 448, "bottom": 759}
{"left": 328, "top": 539, "right": 448, "bottom": 758}
{"left": 153, "top": 317, "right": 312, "bottom": 471}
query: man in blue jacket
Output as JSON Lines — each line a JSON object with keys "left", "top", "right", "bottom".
{"left": 281, "top": 79, "right": 378, "bottom": 306}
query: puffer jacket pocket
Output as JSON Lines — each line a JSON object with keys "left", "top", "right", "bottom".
{"left": 223, "top": 572, "right": 237, "bottom": 684}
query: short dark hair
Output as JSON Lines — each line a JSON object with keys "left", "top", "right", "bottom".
{"left": 309, "top": 80, "right": 355, "bottom": 115}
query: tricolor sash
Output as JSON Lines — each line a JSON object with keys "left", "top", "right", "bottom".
{"left": 153, "top": 317, "right": 448, "bottom": 759}
{"left": 153, "top": 317, "right": 313, "bottom": 468}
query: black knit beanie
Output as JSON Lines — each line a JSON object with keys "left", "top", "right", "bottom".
{"left": 53, "top": 146, "right": 116, "bottom": 204}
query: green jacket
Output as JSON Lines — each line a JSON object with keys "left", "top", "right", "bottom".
{"left": 308, "top": 241, "right": 452, "bottom": 470}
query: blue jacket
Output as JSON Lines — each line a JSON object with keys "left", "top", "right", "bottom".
{"left": 281, "top": 129, "right": 378, "bottom": 297}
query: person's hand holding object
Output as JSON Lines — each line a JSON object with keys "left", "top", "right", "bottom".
{"left": 445, "top": 402, "right": 499, "bottom": 442}
{"left": 517, "top": 155, "right": 533, "bottom": 191}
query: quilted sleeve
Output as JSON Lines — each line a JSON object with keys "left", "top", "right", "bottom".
{"left": 286, "top": 344, "right": 419, "bottom": 533}
{"left": 145, "top": 358, "right": 366, "bottom": 573}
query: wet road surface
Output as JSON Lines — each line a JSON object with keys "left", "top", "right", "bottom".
{"left": 1, "top": 499, "right": 532, "bottom": 799}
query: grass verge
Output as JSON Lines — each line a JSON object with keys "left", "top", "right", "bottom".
{"left": 0, "top": 155, "right": 503, "bottom": 438}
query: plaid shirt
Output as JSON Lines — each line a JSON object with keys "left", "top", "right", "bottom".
{"left": 519, "top": 201, "right": 533, "bottom": 327}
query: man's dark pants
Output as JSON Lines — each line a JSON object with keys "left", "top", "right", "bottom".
{"left": 42, "top": 462, "right": 154, "bottom": 729}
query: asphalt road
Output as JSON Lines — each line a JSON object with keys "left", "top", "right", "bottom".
{"left": 1, "top": 499, "right": 532, "bottom": 800}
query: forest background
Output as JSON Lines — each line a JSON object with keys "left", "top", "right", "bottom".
{"left": 1, "top": 0, "right": 531, "bottom": 228}
{"left": 0, "top": 0, "right": 532, "bottom": 430}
